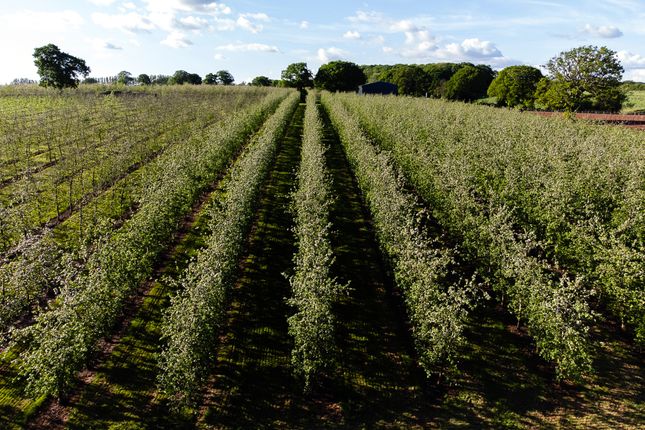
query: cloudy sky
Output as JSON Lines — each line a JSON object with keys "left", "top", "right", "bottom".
{"left": 1, "top": 0, "right": 644, "bottom": 84}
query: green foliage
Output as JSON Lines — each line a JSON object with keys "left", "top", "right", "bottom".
{"left": 117, "top": 71, "right": 134, "bottom": 86}
{"left": 622, "top": 90, "right": 645, "bottom": 113}
{"left": 251, "top": 75, "right": 272, "bottom": 86}
{"left": 158, "top": 92, "right": 299, "bottom": 408}
{"left": 487, "top": 65, "right": 543, "bottom": 108}
{"left": 541, "top": 45, "right": 626, "bottom": 112}
{"left": 335, "top": 92, "right": 645, "bottom": 378}
{"left": 33, "top": 44, "right": 90, "bottom": 89}
{"left": 216, "top": 70, "right": 234, "bottom": 85}
{"left": 621, "top": 81, "right": 645, "bottom": 91}
{"left": 444, "top": 64, "right": 495, "bottom": 101}
{"left": 0, "top": 231, "right": 61, "bottom": 337}
{"left": 11, "top": 90, "right": 290, "bottom": 399}
{"left": 281, "top": 62, "right": 313, "bottom": 90}
{"left": 137, "top": 74, "right": 151, "bottom": 85}
{"left": 169, "top": 70, "right": 202, "bottom": 85}
{"left": 322, "top": 93, "right": 474, "bottom": 378}
{"left": 314, "top": 61, "right": 366, "bottom": 92}
{"left": 378, "top": 65, "right": 431, "bottom": 97}
{"left": 535, "top": 78, "right": 583, "bottom": 111}
{"left": 422, "top": 63, "right": 466, "bottom": 97}
{"left": 203, "top": 73, "right": 217, "bottom": 85}
{"left": 287, "top": 93, "right": 345, "bottom": 389}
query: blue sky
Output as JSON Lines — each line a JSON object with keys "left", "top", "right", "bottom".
{"left": 1, "top": 0, "right": 644, "bottom": 84}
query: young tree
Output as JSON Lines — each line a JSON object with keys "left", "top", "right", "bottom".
{"left": 488, "top": 65, "right": 543, "bottom": 108}
{"left": 281, "top": 62, "right": 313, "bottom": 91}
{"left": 251, "top": 75, "right": 272, "bottom": 86}
{"left": 33, "top": 44, "right": 91, "bottom": 89}
{"left": 216, "top": 70, "right": 234, "bottom": 85}
{"left": 314, "top": 61, "right": 366, "bottom": 92}
{"left": 541, "top": 45, "right": 626, "bottom": 112}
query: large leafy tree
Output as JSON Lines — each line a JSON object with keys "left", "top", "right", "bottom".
{"left": 33, "top": 44, "right": 90, "bottom": 89}
{"left": 170, "top": 70, "right": 202, "bottom": 85}
{"left": 379, "top": 65, "right": 431, "bottom": 97}
{"left": 444, "top": 64, "right": 496, "bottom": 101}
{"left": 251, "top": 75, "right": 272, "bottom": 86}
{"left": 538, "top": 45, "right": 626, "bottom": 112}
{"left": 281, "top": 62, "right": 313, "bottom": 91}
{"left": 203, "top": 73, "right": 218, "bottom": 85}
{"left": 488, "top": 65, "right": 543, "bottom": 108}
{"left": 117, "top": 70, "right": 134, "bottom": 85}
{"left": 216, "top": 70, "right": 234, "bottom": 85}
{"left": 314, "top": 61, "right": 366, "bottom": 92}
{"left": 137, "top": 73, "right": 151, "bottom": 85}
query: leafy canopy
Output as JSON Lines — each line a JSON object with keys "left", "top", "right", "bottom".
{"left": 444, "top": 64, "right": 495, "bottom": 101}
{"left": 251, "top": 76, "right": 272, "bottom": 86}
{"left": 487, "top": 65, "right": 543, "bottom": 108}
{"left": 378, "top": 65, "right": 431, "bottom": 97}
{"left": 281, "top": 62, "right": 313, "bottom": 90}
{"left": 137, "top": 73, "right": 151, "bottom": 85}
{"left": 538, "top": 45, "right": 626, "bottom": 112}
{"left": 169, "top": 70, "right": 202, "bottom": 85}
{"left": 216, "top": 70, "right": 234, "bottom": 85}
{"left": 203, "top": 73, "right": 218, "bottom": 85}
{"left": 117, "top": 70, "right": 134, "bottom": 85}
{"left": 33, "top": 44, "right": 90, "bottom": 89}
{"left": 314, "top": 61, "right": 366, "bottom": 92}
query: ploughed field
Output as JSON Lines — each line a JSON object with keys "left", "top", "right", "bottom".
{"left": 0, "top": 85, "right": 643, "bottom": 429}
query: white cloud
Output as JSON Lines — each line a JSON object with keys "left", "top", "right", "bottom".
{"left": 214, "top": 53, "right": 225, "bottom": 60}
{"left": 2, "top": 10, "right": 84, "bottom": 33}
{"left": 122, "top": 2, "right": 137, "bottom": 10}
{"left": 175, "top": 15, "right": 209, "bottom": 29}
{"left": 437, "top": 38, "right": 502, "bottom": 59}
{"left": 582, "top": 24, "right": 623, "bottom": 38}
{"left": 343, "top": 30, "right": 361, "bottom": 40}
{"left": 372, "top": 35, "right": 385, "bottom": 45}
{"left": 88, "top": 38, "right": 123, "bottom": 52}
{"left": 89, "top": 0, "right": 117, "bottom": 5}
{"left": 625, "top": 69, "right": 645, "bottom": 81}
{"left": 382, "top": 46, "right": 394, "bottom": 53}
{"left": 161, "top": 30, "right": 193, "bottom": 47}
{"left": 216, "top": 43, "right": 279, "bottom": 52}
{"left": 144, "top": 0, "right": 230, "bottom": 14}
{"left": 235, "top": 13, "right": 270, "bottom": 33}
{"left": 348, "top": 10, "right": 384, "bottom": 24}
{"left": 299, "top": 20, "right": 309, "bottom": 29}
{"left": 617, "top": 50, "right": 645, "bottom": 67}
{"left": 317, "top": 47, "right": 349, "bottom": 63}
{"left": 92, "top": 12, "right": 156, "bottom": 33}
{"left": 104, "top": 42, "right": 123, "bottom": 50}
{"left": 390, "top": 19, "right": 418, "bottom": 32}
{"left": 401, "top": 30, "right": 437, "bottom": 57}
{"left": 243, "top": 12, "right": 269, "bottom": 21}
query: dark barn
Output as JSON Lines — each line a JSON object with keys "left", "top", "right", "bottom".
{"left": 358, "top": 81, "right": 398, "bottom": 95}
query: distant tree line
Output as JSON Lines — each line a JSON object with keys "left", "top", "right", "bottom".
{"left": 27, "top": 43, "right": 634, "bottom": 112}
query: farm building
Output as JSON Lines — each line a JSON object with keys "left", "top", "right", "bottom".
{"left": 358, "top": 81, "right": 398, "bottom": 95}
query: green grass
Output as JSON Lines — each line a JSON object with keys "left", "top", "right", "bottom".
{"left": 622, "top": 90, "right": 645, "bottom": 113}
